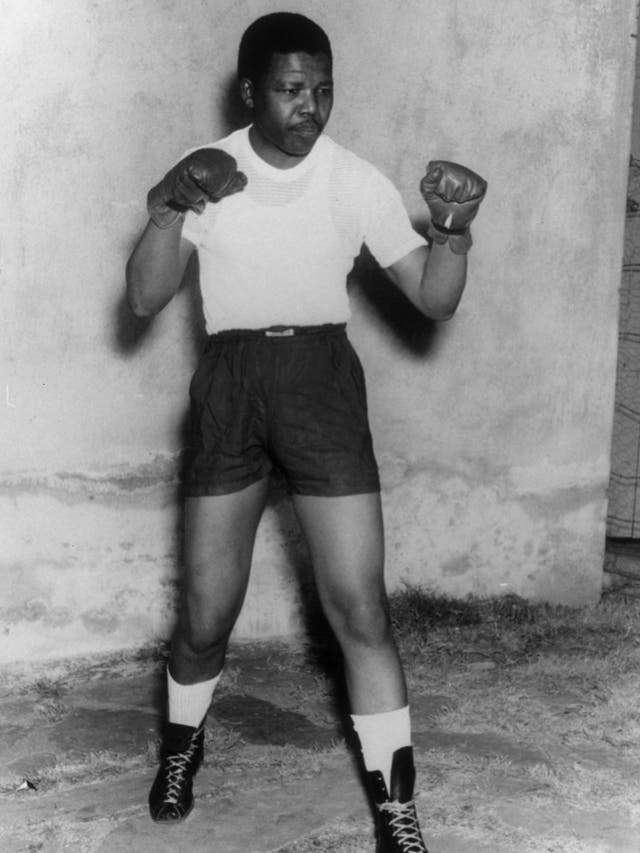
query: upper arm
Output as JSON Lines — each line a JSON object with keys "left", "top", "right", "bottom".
{"left": 384, "top": 245, "right": 429, "bottom": 310}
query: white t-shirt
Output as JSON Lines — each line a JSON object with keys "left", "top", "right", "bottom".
{"left": 182, "top": 126, "right": 426, "bottom": 334}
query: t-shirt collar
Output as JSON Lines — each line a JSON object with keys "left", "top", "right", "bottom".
{"left": 241, "top": 125, "right": 325, "bottom": 181}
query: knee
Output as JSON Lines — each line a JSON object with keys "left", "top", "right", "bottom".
{"left": 330, "top": 593, "right": 393, "bottom": 648}
{"left": 178, "top": 602, "right": 235, "bottom": 659}
{"left": 179, "top": 624, "right": 226, "bottom": 659}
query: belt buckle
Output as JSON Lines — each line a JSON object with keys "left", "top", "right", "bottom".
{"left": 265, "top": 327, "right": 295, "bottom": 337}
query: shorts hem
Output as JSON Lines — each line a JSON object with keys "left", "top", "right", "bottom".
{"left": 289, "top": 479, "right": 381, "bottom": 498}
{"left": 183, "top": 471, "right": 270, "bottom": 498}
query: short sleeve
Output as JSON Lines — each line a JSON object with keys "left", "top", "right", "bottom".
{"left": 361, "top": 169, "right": 427, "bottom": 268}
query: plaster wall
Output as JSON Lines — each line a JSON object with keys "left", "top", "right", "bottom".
{"left": 1, "top": 0, "right": 636, "bottom": 663}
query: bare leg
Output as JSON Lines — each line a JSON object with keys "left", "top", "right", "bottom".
{"left": 170, "top": 477, "right": 270, "bottom": 684}
{"left": 292, "top": 492, "right": 407, "bottom": 714}
{"left": 149, "top": 479, "right": 270, "bottom": 823}
{"left": 292, "top": 494, "right": 432, "bottom": 850}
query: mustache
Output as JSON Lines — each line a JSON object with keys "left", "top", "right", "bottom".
{"left": 291, "top": 119, "right": 320, "bottom": 130}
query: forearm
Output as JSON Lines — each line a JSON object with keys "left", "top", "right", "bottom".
{"left": 409, "top": 158, "right": 486, "bottom": 319}
{"left": 125, "top": 219, "right": 187, "bottom": 317}
{"left": 417, "top": 241, "right": 467, "bottom": 321}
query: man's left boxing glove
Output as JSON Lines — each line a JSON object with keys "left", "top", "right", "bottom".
{"left": 420, "top": 160, "right": 487, "bottom": 254}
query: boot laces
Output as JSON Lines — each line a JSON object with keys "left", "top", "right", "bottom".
{"left": 379, "top": 799, "right": 428, "bottom": 853}
{"left": 162, "top": 737, "right": 199, "bottom": 805}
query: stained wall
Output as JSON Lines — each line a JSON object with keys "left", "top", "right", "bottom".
{"left": 1, "top": 0, "right": 636, "bottom": 662}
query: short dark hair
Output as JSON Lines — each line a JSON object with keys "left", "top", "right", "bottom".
{"left": 237, "top": 13, "right": 332, "bottom": 84}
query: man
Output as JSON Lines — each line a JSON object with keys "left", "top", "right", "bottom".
{"left": 126, "top": 12, "right": 486, "bottom": 853}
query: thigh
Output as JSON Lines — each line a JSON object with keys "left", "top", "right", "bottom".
{"left": 182, "top": 478, "right": 270, "bottom": 626}
{"left": 272, "top": 331, "right": 380, "bottom": 497}
{"left": 184, "top": 338, "right": 272, "bottom": 497}
{"left": 292, "top": 491, "right": 386, "bottom": 609}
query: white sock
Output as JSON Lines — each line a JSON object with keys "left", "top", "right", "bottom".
{"left": 167, "top": 669, "right": 222, "bottom": 728}
{"left": 351, "top": 705, "right": 412, "bottom": 792}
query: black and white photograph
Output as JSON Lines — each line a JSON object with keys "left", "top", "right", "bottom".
{"left": 1, "top": 2, "right": 639, "bottom": 851}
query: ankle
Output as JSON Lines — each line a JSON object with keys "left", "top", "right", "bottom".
{"left": 167, "top": 668, "right": 221, "bottom": 727}
{"left": 351, "top": 705, "right": 412, "bottom": 792}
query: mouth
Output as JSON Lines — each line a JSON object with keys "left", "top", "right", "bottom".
{"left": 291, "top": 122, "right": 320, "bottom": 136}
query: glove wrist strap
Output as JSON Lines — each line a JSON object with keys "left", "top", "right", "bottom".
{"left": 427, "top": 223, "right": 473, "bottom": 255}
{"left": 149, "top": 208, "right": 185, "bottom": 229}
{"left": 430, "top": 220, "right": 468, "bottom": 236}
{"left": 147, "top": 184, "right": 186, "bottom": 229}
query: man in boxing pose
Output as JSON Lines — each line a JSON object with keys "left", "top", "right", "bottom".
{"left": 126, "top": 12, "right": 486, "bottom": 852}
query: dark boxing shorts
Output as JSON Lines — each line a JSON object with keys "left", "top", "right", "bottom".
{"left": 183, "top": 324, "right": 380, "bottom": 497}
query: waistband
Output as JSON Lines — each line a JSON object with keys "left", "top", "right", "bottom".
{"left": 208, "top": 323, "right": 347, "bottom": 342}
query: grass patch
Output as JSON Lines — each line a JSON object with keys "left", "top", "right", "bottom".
{"left": 389, "top": 586, "right": 640, "bottom": 666}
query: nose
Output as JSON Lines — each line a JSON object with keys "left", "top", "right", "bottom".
{"left": 299, "top": 88, "right": 317, "bottom": 115}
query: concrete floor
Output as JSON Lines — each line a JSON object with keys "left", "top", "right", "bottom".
{"left": 0, "top": 645, "right": 509, "bottom": 853}
{"left": 1, "top": 636, "right": 639, "bottom": 852}
{"left": 0, "top": 644, "right": 371, "bottom": 853}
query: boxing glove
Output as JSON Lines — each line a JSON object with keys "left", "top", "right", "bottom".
{"left": 420, "top": 161, "right": 487, "bottom": 254}
{"left": 147, "top": 148, "right": 247, "bottom": 229}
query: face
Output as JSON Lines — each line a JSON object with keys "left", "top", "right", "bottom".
{"left": 241, "top": 51, "right": 333, "bottom": 169}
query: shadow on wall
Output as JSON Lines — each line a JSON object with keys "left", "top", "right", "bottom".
{"left": 350, "top": 246, "right": 439, "bottom": 357}
{"left": 219, "top": 71, "right": 253, "bottom": 134}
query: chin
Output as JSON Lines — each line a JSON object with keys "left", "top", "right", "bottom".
{"left": 288, "top": 137, "right": 319, "bottom": 156}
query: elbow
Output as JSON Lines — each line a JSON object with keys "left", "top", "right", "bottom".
{"left": 125, "top": 280, "right": 150, "bottom": 318}
{"left": 431, "top": 306, "right": 457, "bottom": 322}
{"left": 414, "top": 281, "right": 464, "bottom": 321}
{"left": 127, "top": 295, "right": 153, "bottom": 319}
{"left": 419, "top": 298, "right": 459, "bottom": 322}
{"left": 126, "top": 279, "right": 174, "bottom": 318}
{"left": 126, "top": 284, "right": 153, "bottom": 318}
{"left": 432, "top": 311, "right": 455, "bottom": 322}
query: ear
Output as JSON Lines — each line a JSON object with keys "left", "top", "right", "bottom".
{"left": 239, "top": 78, "right": 255, "bottom": 110}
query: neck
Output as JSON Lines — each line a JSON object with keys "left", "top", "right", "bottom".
{"left": 248, "top": 125, "right": 310, "bottom": 170}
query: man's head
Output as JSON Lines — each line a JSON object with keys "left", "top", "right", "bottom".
{"left": 238, "top": 13, "right": 333, "bottom": 168}
{"left": 238, "top": 12, "right": 332, "bottom": 86}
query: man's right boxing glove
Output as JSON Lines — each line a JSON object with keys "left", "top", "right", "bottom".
{"left": 147, "top": 148, "right": 247, "bottom": 229}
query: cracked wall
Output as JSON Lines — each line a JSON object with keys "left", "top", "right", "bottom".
{"left": 1, "top": 0, "right": 636, "bottom": 663}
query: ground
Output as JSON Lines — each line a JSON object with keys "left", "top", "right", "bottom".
{"left": 2, "top": 586, "right": 640, "bottom": 853}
